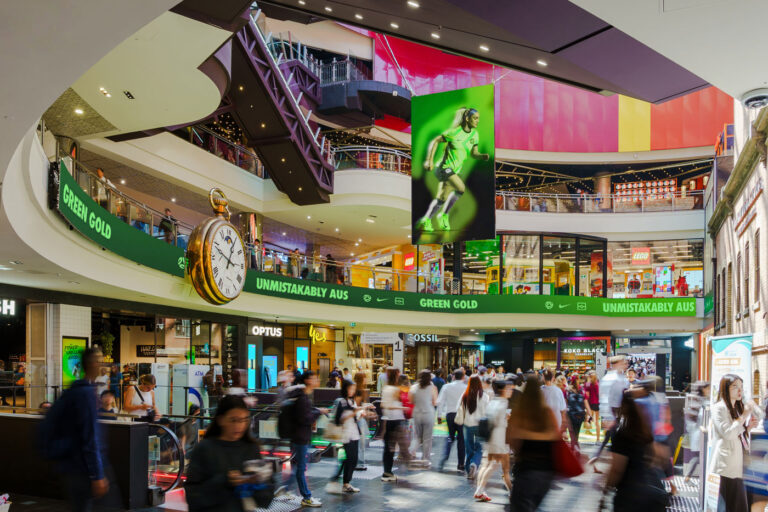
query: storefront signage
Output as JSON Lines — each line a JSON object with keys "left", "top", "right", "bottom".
{"left": 407, "top": 334, "right": 439, "bottom": 343}
{"left": 491, "top": 360, "right": 505, "bottom": 366}
{"left": 309, "top": 324, "right": 328, "bottom": 344}
{"left": 136, "top": 345, "right": 163, "bottom": 358}
{"left": 631, "top": 247, "right": 651, "bottom": 265}
{"left": 249, "top": 325, "right": 283, "bottom": 337}
{"left": 0, "top": 299, "right": 15, "bottom": 316}
{"left": 60, "top": 183, "right": 112, "bottom": 240}
{"left": 734, "top": 177, "right": 763, "bottom": 233}
{"left": 361, "top": 332, "right": 400, "bottom": 344}
{"left": 403, "top": 253, "right": 415, "bottom": 271}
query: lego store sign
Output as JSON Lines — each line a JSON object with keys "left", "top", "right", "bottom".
{"left": 403, "top": 253, "right": 415, "bottom": 271}
{"left": 631, "top": 247, "right": 651, "bottom": 265}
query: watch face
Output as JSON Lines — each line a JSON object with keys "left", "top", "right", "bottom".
{"left": 209, "top": 223, "right": 246, "bottom": 300}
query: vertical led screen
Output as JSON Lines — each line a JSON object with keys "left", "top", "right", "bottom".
{"left": 412, "top": 84, "right": 495, "bottom": 244}
{"left": 62, "top": 336, "right": 87, "bottom": 389}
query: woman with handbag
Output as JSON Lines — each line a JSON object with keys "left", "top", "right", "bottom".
{"left": 409, "top": 369, "right": 438, "bottom": 465}
{"left": 186, "top": 395, "right": 272, "bottom": 512}
{"left": 326, "top": 379, "right": 363, "bottom": 494}
{"left": 601, "top": 394, "right": 666, "bottom": 512}
{"left": 507, "top": 375, "right": 560, "bottom": 512}
{"left": 381, "top": 367, "right": 406, "bottom": 482}
{"left": 473, "top": 379, "right": 513, "bottom": 502}
{"left": 456, "top": 375, "right": 489, "bottom": 479}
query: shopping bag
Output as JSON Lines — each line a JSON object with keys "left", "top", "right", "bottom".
{"left": 552, "top": 439, "right": 584, "bottom": 478}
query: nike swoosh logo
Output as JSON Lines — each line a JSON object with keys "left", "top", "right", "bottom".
{"left": 376, "top": 298, "right": 388, "bottom": 302}
{"left": 558, "top": 304, "right": 570, "bottom": 309}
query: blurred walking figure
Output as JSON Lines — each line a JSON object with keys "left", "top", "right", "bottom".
{"left": 589, "top": 355, "right": 629, "bottom": 471}
{"left": 326, "top": 379, "right": 363, "bottom": 494}
{"left": 473, "top": 380, "right": 513, "bottom": 502}
{"left": 381, "top": 367, "right": 406, "bottom": 482}
{"left": 566, "top": 378, "right": 588, "bottom": 451}
{"left": 456, "top": 375, "right": 489, "bottom": 479}
{"left": 583, "top": 371, "right": 600, "bottom": 439}
{"left": 437, "top": 368, "right": 467, "bottom": 472}
{"left": 39, "top": 347, "right": 109, "bottom": 512}
{"left": 354, "top": 372, "right": 374, "bottom": 470}
{"left": 409, "top": 369, "right": 438, "bottom": 465}
{"left": 601, "top": 395, "right": 667, "bottom": 512}
{"left": 508, "top": 375, "right": 559, "bottom": 511}
{"left": 186, "top": 395, "right": 269, "bottom": 512}
{"left": 683, "top": 380, "right": 710, "bottom": 482}
{"left": 709, "top": 374, "right": 763, "bottom": 512}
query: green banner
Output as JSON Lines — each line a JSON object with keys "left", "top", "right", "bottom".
{"left": 55, "top": 161, "right": 185, "bottom": 277}
{"left": 52, "top": 161, "right": 698, "bottom": 318}
{"left": 243, "top": 272, "right": 697, "bottom": 317}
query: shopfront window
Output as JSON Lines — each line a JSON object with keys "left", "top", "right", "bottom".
{"left": 543, "top": 237, "right": 576, "bottom": 296}
{"left": 502, "top": 234, "right": 540, "bottom": 295}
{"left": 577, "top": 239, "right": 606, "bottom": 297}
{"left": 463, "top": 238, "right": 500, "bottom": 295}
{"left": 533, "top": 338, "right": 558, "bottom": 369}
{"left": 608, "top": 239, "right": 704, "bottom": 298}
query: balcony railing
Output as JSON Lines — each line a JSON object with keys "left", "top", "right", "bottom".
{"left": 318, "top": 59, "right": 372, "bottom": 85}
{"left": 187, "top": 125, "right": 267, "bottom": 179}
{"left": 496, "top": 190, "right": 705, "bottom": 213}
{"left": 333, "top": 145, "right": 412, "bottom": 174}
{"left": 64, "top": 155, "right": 196, "bottom": 249}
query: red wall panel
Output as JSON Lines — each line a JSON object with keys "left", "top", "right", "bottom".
{"left": 650, "top": 87, "right": 733, "bottom": 150}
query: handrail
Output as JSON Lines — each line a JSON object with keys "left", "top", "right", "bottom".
{"left": 62, "top": 153, "right": 196, "bottom": 248}
{"left": 189, "top": 125, "right": 267, "bottom": 179}
{"left": 148, "top": 422, "right": 185, "bottom": 495}
{"left": 496, "top": 189, "right": 705, "bottom": 213}
{"left": 332, "top": 144, "right": 412, "bottom": 174}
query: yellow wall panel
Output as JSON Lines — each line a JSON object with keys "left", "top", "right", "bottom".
{"left": 618, "top": 95, "right": 651, "bottom": 152}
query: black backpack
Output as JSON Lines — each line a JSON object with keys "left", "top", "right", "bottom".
{"left": 277, "top": 393, "right": 300, "bottom": 440}
{"left": 477, "top": 417, "right": 492, "bottom": 441}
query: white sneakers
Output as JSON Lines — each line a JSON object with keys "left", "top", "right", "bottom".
{"left": 301, "top": 497, "right": 322, "bottom": 507}
{"left": 325, "top": 481, "right": 343, "bottom": 494}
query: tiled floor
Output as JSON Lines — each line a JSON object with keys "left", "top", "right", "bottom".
{"left": 6, "top": 440, "right": 700, "bottom": 512}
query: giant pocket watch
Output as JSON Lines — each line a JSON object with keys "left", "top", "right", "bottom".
{"left": 187, "top": 188, "right": 246, "bottom": 304}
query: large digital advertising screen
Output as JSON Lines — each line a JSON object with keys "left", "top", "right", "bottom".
{"left": 412, "top": 84, "right": 495, "bottom": 244}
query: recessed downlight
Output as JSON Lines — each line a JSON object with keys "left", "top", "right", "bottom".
{"left": 298, "top": 0, "right": 305, "bottom": 4}
{"left": 407, "top": 0, "right": 420, "bottom": 7}
{"left": 479, "top": 44, "right": 489, "bottom": 52}
{"left": 282, "top": 232, "right": 287, "bottom": 236}
{"left": 260, "top": 122, "right": 266, "bottom": 128}
{"left": 324, "top": 6, "right": 332, "bottom": 12}
{"left": 120, "top": 179, "right": 126, "bottom": 185}
{"left": 307, "top": 215, "right": 312, "bottom": 219}
{"left": 298, "top": 187, "right": 303, "bottom": 191}
{"left": 74, "top": 108, "right": 84, "bottom": 115}
{"left": 171, "top": 197, "right": 176, "bottom": 203}
{"left": 536, "top": 59, "right": 548, "bottom": 67}
{"left": 366, "top": 218, "right": 375, "bottom": 223}
{"left": 335, "top": 227, "right": 340, "bottom": 232}
{"left": 355, "top": 13, "right": 363, "bottom": 20}
{"left": 238, "top": 85, "right": 244, "bottom": 91}
{"left": 390, "top": 22, "right": 399, "bottom": 29}
{"left": 430, "top": 32, "right": 440, "bottom": 39}
{"left": 355, "top": 242, "right": 359, "bottom": 246}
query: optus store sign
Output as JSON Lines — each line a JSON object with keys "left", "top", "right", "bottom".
{"left": 243, "top": 271, "right": 697, "bottom": 317}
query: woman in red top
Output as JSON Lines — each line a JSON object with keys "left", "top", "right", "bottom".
{"left": 583, "top": 371, "right": 600, "bottom": 441}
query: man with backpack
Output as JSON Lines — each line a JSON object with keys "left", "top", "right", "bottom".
{"left": 276, "top": 370, "right": 327, "bottom": 508}
{"left": 39, "top": 347, "right": 109, "bottom": 511}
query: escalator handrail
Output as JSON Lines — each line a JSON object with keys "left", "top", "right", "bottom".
{"left": 148, "top": 422, "right": 185, "bottom": 495}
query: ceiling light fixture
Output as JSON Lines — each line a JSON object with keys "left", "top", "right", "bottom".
{"left": 358, "top": 238, "right": 362, "bottom": 242}
{"left": 407, "top": 0, "right": 420, "bottom": 7}
{"left": 536, "top": 59, "right": 548, "bottom": 67}
{"left": 324, "top": 6, "right": 332, "bottom": 12}
{"left": 355, "top": 242, "right": 359, "bottom": 246}
{"left": 238, "top": 85, "right": 244, "bottom": 91}
{"left": 355, "top": 13, "right": 363, "bottom": 20}
{"left": 282, "top": 232, "right": 287, "bottom": 236}
{"left": 390, "top": 22, "right": 399, "bottom": 29}
{"left": 171, "top": 197, "right": 176, "bottom": 203}
{"left": 365, "top": 218, "right": 375, "bottom": 223}
{"left": 298, "top": 187, "right": 303, "bottom": 191}
{"left": 298, "top": 0, "right": 305, "bottom": 4}
{"left": 431, "top": 32, "right": 440, "bottom": 39}
{"left": 74, "top": 108, "right": 84, "bottom": 115}
{"left": 260, "top": 122, "right": 266, "bottom": 128}
{"left": 307, "top": 215, "right": 312, "bottom": 220}
{"left": 120, "top": 179, "right": 126, "bottom": 185}
{"left": 334, "top": 227, "right": 340, "bottom": 232}
{"left": 350, "top": 252, "right": 355, "bottom": 256}
{"left": 9, "top": 260, "right": 22, "bottom": 265}
{"left": 479, "top": 44, "right": 489, "bottom": 52}
{"left": 281, "top": 157, "right": 286, "bottom": 162}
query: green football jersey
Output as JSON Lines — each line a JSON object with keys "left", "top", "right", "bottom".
{"left": 439, "top": 125, "right": 479, "bottom": 172}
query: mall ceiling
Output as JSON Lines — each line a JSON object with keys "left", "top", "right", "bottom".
{"left": 258, "top": 0, "right": 710, "bottom": 103}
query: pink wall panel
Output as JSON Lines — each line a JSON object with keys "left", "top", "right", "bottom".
{"left": 372, "top": 33, "right": 730, "bottom": 153}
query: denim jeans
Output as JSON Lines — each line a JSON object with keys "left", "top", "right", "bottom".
{"left": 463, "top": 425, "right": 482, "bottom": 469}
{"left": 441, "top": 412, "right": 465, "bottom": 469}
{"left": 291, "top": 443, "right": 311, "bottom": 499}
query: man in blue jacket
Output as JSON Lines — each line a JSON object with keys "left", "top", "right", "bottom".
{"left": 45, "top": 347, "right": 109, "bottom": 511}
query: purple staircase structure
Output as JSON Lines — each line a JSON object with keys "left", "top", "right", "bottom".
{"left": 231, "top": 13, "right": 333, "bottom": 205}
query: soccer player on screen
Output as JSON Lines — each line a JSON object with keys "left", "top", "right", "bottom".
{"left": 415, "top": 108, "right": 490, "bottom": 233}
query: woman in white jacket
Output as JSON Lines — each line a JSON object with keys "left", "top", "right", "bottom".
{"left": 709, "top": 374, "right": 763, "bottom": 512}
{"left": 474, "top": 380, "right": 513, "bottom": 502}
{"left": 456, "top": 375, "right": 490, "bottom": 479}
